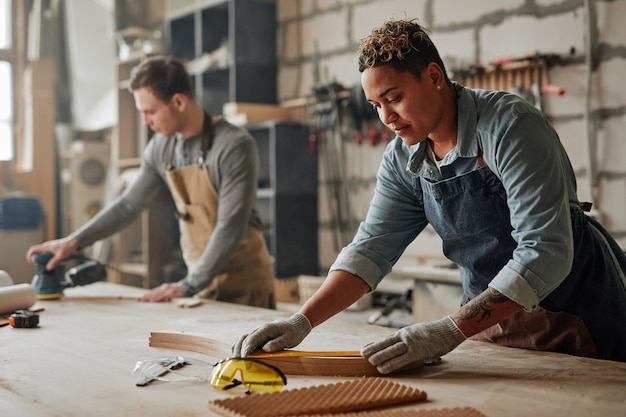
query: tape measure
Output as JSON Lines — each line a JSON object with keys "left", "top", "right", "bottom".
{"left": 9, "top": 310, "right": 39, "bottom": 328}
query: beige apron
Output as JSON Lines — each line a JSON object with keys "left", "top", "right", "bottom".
{"left": 163, "top": 114, "right": 275, "bottom": 309}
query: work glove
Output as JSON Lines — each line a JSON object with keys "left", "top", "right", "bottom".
{"left": 232, "top": 313, "right": 312, "bottom": 357}
{"left": 361, "top": 316, "right": 466, "bottom": 374}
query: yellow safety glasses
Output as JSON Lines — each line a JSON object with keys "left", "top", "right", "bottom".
{"left": 211, "top": 357, "right": 287, "bottom": 395}
{"left": 133, "top": 355, "right": 286, "bottom": 395}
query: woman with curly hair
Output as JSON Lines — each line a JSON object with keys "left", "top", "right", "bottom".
{"left": 234, "top": 18, "right": 626, "bottom": 371}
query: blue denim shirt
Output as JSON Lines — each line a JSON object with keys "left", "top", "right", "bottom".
{"left": 330, "top": 83, "right": 580, "bottom": 311}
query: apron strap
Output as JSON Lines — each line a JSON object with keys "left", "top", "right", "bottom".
{"left": 163, "top": 110, "right": 215, "bottom": 170}
{"left": 198, "top": 111, "right": 215, "bottom": 165}
{"left": 163, "top": 135, "right": 177, "bottom": 171}
{"left": 164, "top": 110, "right": 215, "bottom": 221}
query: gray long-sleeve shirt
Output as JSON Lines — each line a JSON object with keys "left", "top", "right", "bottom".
{"left": 70, "top": 118, "right": 262, "bottom": 296}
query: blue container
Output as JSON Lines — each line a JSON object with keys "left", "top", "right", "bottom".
{"left": 0, "top": 195, "right": 44, "bottom": 230}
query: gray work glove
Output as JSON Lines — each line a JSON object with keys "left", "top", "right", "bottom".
{"left": 361, "top": 316, "right": 466, "bottom": 374}
{"left": 232, "top": 313, "right": 312, "bottom": 357}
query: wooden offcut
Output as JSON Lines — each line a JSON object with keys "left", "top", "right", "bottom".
{"left": 208, "top": 377, "right": 428, "bottom": 417}
{"left": 222, "top": 102, "right": 292, "bottom": 125}
{"left": 149, "top": 331, "right": 384, "bottom": 376}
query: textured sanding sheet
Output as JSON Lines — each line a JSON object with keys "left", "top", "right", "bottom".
{"left": 304, "top": 407, "right": 487, "bottom": 417}
{"left": 208, "top": 377, "right": 428, "bottom": 417}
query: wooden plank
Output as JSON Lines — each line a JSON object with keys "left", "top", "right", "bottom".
{"left": 149, "top": 331, "right": 385, "bottom": 376}
{"left": 222, "top": 102, "right": 291, "bottom": 125}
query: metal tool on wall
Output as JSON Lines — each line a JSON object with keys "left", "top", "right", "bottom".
{"left": 309, "top": 45, "right": 357, "bottom": 251}
{"left": 310, "top": 81, "right": 355, "bottom": 252}
{"left": 349, "top": 85, "right": 392, "bottom": 146}
{"left": 451, "top": 51, "right": 567, "bottom": 111}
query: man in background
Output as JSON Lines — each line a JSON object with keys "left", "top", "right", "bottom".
{"left": 27, "top": 55, "right": 276, "bottom": 308}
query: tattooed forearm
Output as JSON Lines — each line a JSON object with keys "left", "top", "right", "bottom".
{"left": 457, "top": 287, "right": 510, "bottom": 323}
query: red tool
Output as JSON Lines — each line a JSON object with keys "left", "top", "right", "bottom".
{"left": 541, "top": 84, "right": 565, "bottom": 96}
{"left": 368, "top": 124, "right": 378, "bottom": 146}
{"left": 355, "top": 127, "right": 364, "bottom": 145}
{"left": 490, "top": 51, "right": 562, "bottom": 67}
{"left": 309, "top": 132, "right": 317, "bottom": 153}
{"left": 380, "top": 126, "right": 392, "bottom": 142}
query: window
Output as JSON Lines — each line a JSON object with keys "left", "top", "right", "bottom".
{"left": 0, "top": 0, "right": 9, "bottom": 48}
{"left": 0, "top": 0, "right": 14, "bottom": 161}
{"left": 0, "top": 61, "right": 12, "bottom": 160}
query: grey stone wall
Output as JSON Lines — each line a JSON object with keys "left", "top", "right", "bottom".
{"left": 276, "top": 0, "right": 626, "bottom": 271}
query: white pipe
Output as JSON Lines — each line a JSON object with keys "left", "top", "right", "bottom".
{"left": 582, "top": 0, "right": 600, "bottom": 220}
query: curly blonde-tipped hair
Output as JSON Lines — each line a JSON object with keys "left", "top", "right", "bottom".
{"left": 358, "top": 18, "right": 450, "bottom": 83}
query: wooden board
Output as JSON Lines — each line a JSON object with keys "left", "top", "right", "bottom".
{"left": 222, "top": 102, "right": 291, "bottom": 125}
{"left": 149, "top": 331, "right": 384, "bottom": 376}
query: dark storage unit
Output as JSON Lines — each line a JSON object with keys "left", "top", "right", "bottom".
{"left": 166, "top": 0, "right": 277, "bottom": 116}
{"left": 248, "top": 121, "right": 319, "bottom": 278}
{"left": 167, "top": 1, "right": 317, "bottom": 278}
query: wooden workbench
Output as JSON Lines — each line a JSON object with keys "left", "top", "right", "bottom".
{"left": 2, "top": 282, "right": 625, "bottom": 417}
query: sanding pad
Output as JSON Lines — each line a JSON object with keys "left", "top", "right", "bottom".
{"left": 208, "top": 377, "right": 428, "bottom": 417}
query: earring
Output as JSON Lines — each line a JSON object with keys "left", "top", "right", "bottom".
{"left": 437, "top": 85, "right": 441, "bottom": 90}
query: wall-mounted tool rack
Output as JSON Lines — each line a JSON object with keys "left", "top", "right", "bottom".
{"left": 450, "top": 53, "right": 565, "bottom": 110}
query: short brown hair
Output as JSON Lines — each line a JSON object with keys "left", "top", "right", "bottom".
{"left": 129, "top": 55, "right": 194, "bottom": 102}
{"left": 358, "top": 18, "right": 450, "bottom": 83}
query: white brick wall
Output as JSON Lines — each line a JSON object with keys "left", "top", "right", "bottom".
{"left": 478, "top": 12, "right": 583, "bottom": 64}
{"left": 597, "top": 0, "right": 626, "bottom": 45}
{"left": 433, "top": 0, "right": 525, "bottom": 26}
{"left": 542, "top": 64, "right": 586, "bottom": 116}
{"left": 595, "top": 58, "right": 626, "bottom": 109}
{"left": 352, "top": 0, "right": 429, "bottom": 38}
{"left": 276, "top": 0, "right": 626, "bottom": 271}
{"left": 599, "top": 115, "right": 626, "bottom": 172}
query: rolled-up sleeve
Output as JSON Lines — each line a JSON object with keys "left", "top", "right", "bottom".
{"left": 480, "top": 111, "right": 576, "bottom": 311}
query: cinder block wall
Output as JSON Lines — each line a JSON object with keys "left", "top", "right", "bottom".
{"left": 276, "top": 0, "right": 626, "bottom": 272}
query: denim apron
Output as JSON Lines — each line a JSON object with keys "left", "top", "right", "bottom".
{"left": 163, "top": 113, "right": 275, "bottom": 309}
{"left": 412, "top": 163, "right": 626, "bottom": 362}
